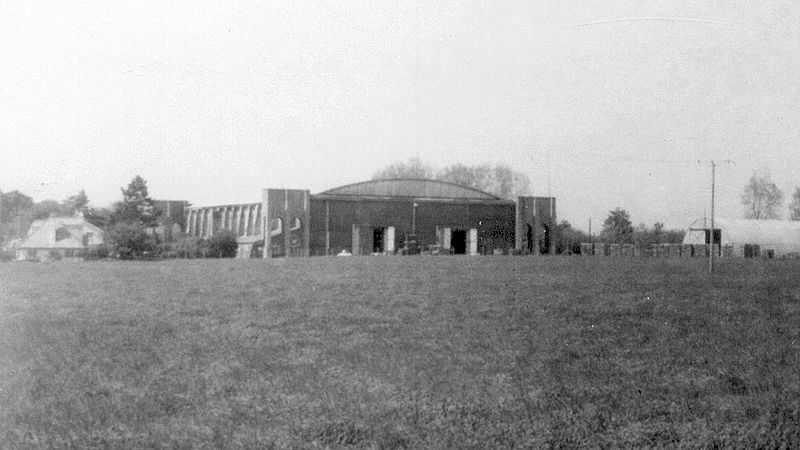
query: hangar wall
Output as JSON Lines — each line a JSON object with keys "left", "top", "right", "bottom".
{"left": 309, "top": 197, "right": 516, "bottom": 256}
{"left": 182, "top": 180, "right": 558, "bottom": 258}
{"left": 262, "top": 189, "right": 311, "bottom": 258}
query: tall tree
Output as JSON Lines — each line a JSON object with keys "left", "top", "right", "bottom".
{"left": 64, "top": 189, "right": 89, "bottom": 215}
{"left": 0, "top": 190, "right": 35, "bottom": 241}
{"left": 436, "top": 163, "right": 492, "bottom": 192}
{"left": 111, "top": 175, "right": 160, "bottom": 227}
{"left": 484, "top": 164, "right": 531, "bottom": 199}
{"left": 553, "top": 220, "right": 591, "bottom": 254}
{"left": 789, "top": 187, "right": 800, "bottom": 221}
{"left": 601, "top": 208, "right": 634, "bottom": 243}
{"left": 107, "top": 176, "right": 160, "bottom": 259}
{"left": 632, "top": 222, "right": 684, "bottom": 247}
{"left": 84, "top": 207, "right": 113, "bottom": 229}
{"left": 0, "top": 190, "right": 34, "bottom": 224}
{"left": 31, "top": 200, "right": 69, "bottom": 219}
{"left": 371, "top": 157, "right": 435, "bottom": 180}
{"left": 372, "top": 159, "right": 532, "bottom": 200}
{"left": 436, "top": 163, "right": 531, "bottom": 199}
{"left": 741, "top": 169, "right": 784, "bottom": 220}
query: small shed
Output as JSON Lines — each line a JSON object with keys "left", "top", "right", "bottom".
{"left": 683, "top": 218, "right": 800, "bottom": 258}
{"left": 16, "top": 216, "right": 104, "bottom": 261}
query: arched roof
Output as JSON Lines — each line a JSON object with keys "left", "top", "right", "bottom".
{"left": 684, "top": 218, "right": 800, "bottom": 246}
{"left": 316, "top": 178, "right": 503, "bottom": 200}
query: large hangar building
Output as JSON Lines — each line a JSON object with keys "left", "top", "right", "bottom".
{"left": 184, "top": 179, "right": 556, "bottom": 258}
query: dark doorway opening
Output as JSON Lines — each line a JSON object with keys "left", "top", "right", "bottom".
{"left": 452, "top": 229, "right": 467, "bottom": 254}
{"left": 704, "top": 228, "right": 722, "bottom": 256}
{"left": 372, "top": 227, "right": 385, "bottom": 253}
{"left": 526, "top": 224, "right": 534, "bottom": 253}
{"left": 704, "top": 228, "right": 722, "bottom": 245}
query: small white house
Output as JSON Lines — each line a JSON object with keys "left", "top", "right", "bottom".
{"left": 683, "top": 218, "right": 800, "bottom": 258}
{"left": 16, "top": 216, "right": 104, "bottom": 261}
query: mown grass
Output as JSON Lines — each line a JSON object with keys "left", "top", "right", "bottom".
{"left": 1, "top": 256, "right": 799, "bottom": 448}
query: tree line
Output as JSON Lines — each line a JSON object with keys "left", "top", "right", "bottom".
{"left": 1, "top": 176, "right": 238, "bottom": 259}
{"left": 741, "top": 169, "right": 800, "bottom": 220}
{"left": 372, "top": 158, "right": 685, "bottom": 252}
{"left": 3, "top": 164, "right": 796, "bottom": 259}
{"left": 371, "top": 157, "right": 531, "bottom": 200}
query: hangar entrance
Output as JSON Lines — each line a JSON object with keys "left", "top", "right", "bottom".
{"left": 526, "top": 225, "right": 534, "bottom": 253}
{"left": 452, "top": 229, "right": 467, "bottom": 254}
{"left": 352, "top": 225, "right": 396, "bottom": 255}
{"left": 372, "top": 227, "right": 385, "bottom": 253}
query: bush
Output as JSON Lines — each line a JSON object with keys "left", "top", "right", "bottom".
{"left": 207, "top": 230, "right": 239, "bottom": 258}
{"left": 108, "top": 222, "right": 158, "bottom": 260}
{"left": 170, "top": 237, "right": 204, "bottom": 258}
{"left": 85, "top": 244, "right": 112, "bottom": 260}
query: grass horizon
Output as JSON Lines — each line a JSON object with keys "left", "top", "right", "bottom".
{"left": 1, "top": 256, "right": 799, "bottom": 447}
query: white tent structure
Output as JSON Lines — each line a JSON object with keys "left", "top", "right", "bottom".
{"left": 683, "top": 218, "right": 800, "bottom": 258}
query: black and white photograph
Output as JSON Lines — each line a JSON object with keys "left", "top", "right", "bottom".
{"left": 1, "top": 1, "right": 799, "bottom": 447}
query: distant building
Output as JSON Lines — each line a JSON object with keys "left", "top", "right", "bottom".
{"left": 153, "top": 200, "right": 189, "bottom": 242}
{"left": 16, "top": 216, "right": 104, "bottom": 261}
{"left": 183, "top": 178, "right": 557, "bottom": 258}
{"left": 683, "top": 218, "right": 800, "bottom": 258}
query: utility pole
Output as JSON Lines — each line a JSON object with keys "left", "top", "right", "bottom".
{"left": 704, "top": 159, "right": 734, "bottom": 274}
{"left": 709, "top": 161, "right": 715, "bottom": 274}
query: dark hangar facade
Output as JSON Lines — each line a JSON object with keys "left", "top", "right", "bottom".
{"left": 184, "top": 179, "right": 556, "bottom": 258}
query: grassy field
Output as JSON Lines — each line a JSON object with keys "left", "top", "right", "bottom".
{"left": 1, "top": 256, "right": 799, "bottom": 448}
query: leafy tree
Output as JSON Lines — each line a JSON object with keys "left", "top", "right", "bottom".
{"left": 107, "top": 222, "right": 157, "bottom": 259}
{"left": 107, "top": 176, "right": 161, "bottom": 258}
{"left": 437, "top": 163, "right": 531, "bottom": 199}
{"left": 633, "top": 222, "right": 685, "bottom": 247}
{"left": 437, "top": 164, "right": 492, "bottom": 192}
{"left": 84, "top": 207, "right": 113, "bottom": 229}
{"left": 0, "top": 190, "right": 34, "bottom": 223}
{"left": 111, "top": 175, "right": 160, "bottom": 227}
{"left": 485, "top": 164, "right": 531, "bottom": 199}
{"left": 741, "top": 170, "right": 783, "bottom": 220}
{"left": 207, "top": 230, "right": 239, "bottom": 258}
{"left": 553, "top": 220, "right": 591, "bottom": 254}
{"left": 373, "top": 159, "right": 531, "bottom": 200}
{"left": 601, "top": 208, "right": 634, "bottom": 243}
{"left": 64, "top": 189, "right": 89, "bottom": 215}
{"left": 32, "top": 200, "right": 69, "bottom": 219}
{"left": 790, "top": 187, "right": 800, "bottom": 221}
{"left": 1, "top": 190, "right": 35, "bottom": 242}
{"left": 372, "top": 157, "right": 435, "bottom": 180}
{"left": 661, "top": 228, "right": 686, "bottom": 244}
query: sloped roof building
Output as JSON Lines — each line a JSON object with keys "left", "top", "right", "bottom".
{"left": 16, "top": 216, "right": 104, "bottom": 261}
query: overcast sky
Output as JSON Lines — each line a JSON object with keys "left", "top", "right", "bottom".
{"left": 2, "top": 1, "right": 798, "bottom": 231}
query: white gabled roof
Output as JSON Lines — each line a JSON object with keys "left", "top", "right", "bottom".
{"left": 18, "top": 216, "right": 104, "bottom": 250}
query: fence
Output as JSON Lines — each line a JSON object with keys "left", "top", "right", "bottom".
{"left": 580, "top": 243, "right": 733, "bottom": 258}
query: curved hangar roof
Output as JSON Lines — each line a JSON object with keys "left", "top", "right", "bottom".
{"left": 684, "top": 218, "right": 800, "bottom": 247}
{"left": 316, "top": 178, "right": 504, "bottom": 201}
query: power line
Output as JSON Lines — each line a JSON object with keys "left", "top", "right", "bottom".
{"left": 556, "top": 17, "right": 737, "bottom": 30}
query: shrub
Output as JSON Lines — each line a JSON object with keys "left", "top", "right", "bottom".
{"left": 108, "top": 222, "right": 157, "bottom": 260}
{"left": 85, "top": 244, "right": 112, "bottom": 260}
{"left": 207, "top": 230, "right": 239, "bottom": 258}
{"left": 171, "top": 237, "right": 205, "bottom": 258}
